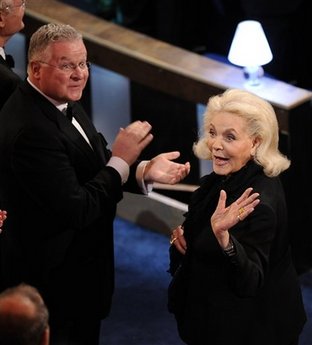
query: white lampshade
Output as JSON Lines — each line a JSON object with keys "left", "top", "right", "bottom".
{"left": 228, "top": 20, "right": 273, "bottom": 67}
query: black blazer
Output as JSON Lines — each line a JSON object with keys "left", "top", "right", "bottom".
{"left": 0, "top": 80, "right": 142, "bottom": 320}
{"left": 169, "top": 161, "right": 306, "bottom": 345}
{"left": 0, "top": 55, "right": 21, "bottom": 109}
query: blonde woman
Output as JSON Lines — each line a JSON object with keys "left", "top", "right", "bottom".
{"left": 168, "top": 88, "right": 306, "bottom": 345}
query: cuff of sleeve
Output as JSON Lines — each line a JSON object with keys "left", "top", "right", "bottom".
{"left": 107, "top": 156, "right": 129, "bottom": 184}
{"left": 136, "top": 160, "right": 153, "bottom": 195}
{"left": 223, "top": 238, "right": 236, "bottom": 257}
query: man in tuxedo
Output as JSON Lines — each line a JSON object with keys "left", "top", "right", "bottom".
{"left": 0, "top": 23, "right": 190, "bottom": 345}
{"left": 0, "top": 0, "right": 26, "bottom": 109}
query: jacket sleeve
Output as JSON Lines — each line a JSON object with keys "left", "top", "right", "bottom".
{"left": 225, "top": 202, "right": 278, "bottom": 297}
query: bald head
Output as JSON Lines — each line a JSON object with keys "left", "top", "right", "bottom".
{"left": 0, "top": 284, "right": 49, "bottom": 345}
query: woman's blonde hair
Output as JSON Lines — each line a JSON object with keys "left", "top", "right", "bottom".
{"left": 193, "top": 88, "right": 290, "bottom": 177}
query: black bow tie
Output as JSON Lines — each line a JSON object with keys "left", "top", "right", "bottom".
{"left": 63, "top": 105, "right": 73, "bottom": 122}
{"left": 5, "top": 54, "right": 15, "bottom": 68}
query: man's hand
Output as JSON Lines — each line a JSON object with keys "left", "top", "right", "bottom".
{"left": 143, "top": 151, "right": 190, "bottom": 185}
{"left": 111, "top": 121, "right": 153, "bottom": 166}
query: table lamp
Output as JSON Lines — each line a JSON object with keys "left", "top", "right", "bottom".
{"left": 228, "top": 20, "right": 273, "bottom": 86}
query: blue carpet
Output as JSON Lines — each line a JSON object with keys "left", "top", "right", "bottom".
{"left": 100, "top": 217, "right": 312, "bottom": 345}
{"left": 299, "top": 273, "right": 312, "bottom": 345}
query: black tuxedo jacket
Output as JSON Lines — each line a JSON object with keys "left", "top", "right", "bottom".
{"left": 0, "top": 80, "right": 142, "bottom": 320}
{"left": 0, "top": 55, "right": 21, "bottom": 109}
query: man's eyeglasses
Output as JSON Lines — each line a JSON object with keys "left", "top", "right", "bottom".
{"left": 4, "top": 0, "right": 26, "bottom": 11}
{"left": 37, "top": 61, "right": 91, "bottom": 73}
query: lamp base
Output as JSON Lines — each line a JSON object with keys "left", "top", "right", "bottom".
{"left": 243, "top": 66, "right": 264, "bottom": 86}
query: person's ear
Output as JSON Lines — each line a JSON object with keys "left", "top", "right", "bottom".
{"left": 40, "top": 326, "right": 50, "bottom": 345}
{"left": 0, "top": 11, "right": 6, "bottom": 29}
{"left": 30, "top": 61, "right": 42, "bottom": 77}
{"left": 251, "top": 137, "right": 261, "bottom": 157}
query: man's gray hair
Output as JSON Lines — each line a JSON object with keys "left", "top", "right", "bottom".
{"left": 28, "top": 23, "right": 83, "bottom": 61}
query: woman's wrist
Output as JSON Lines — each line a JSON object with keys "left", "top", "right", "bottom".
{"left": 223, "top": 238, "right": 236, "bottom": 257}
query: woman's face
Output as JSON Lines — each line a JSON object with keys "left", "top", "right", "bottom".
{"left": 207, "top": 111, "right": 258, "bottom": 176}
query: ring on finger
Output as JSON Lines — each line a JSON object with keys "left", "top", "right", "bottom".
{"left": 170, "top": 237, "right": 178, "bottom": 245}
{"left": 238, "top": 207, "right": 245, "bottom": 215}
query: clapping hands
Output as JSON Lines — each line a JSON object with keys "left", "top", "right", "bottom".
{"left": 143, "top": 151, "right": 190, "bottom": 185}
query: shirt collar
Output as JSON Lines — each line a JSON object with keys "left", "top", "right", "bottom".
{"left": 27, "top": 77, "right": 68, "bottom": 111}
{"left": 0, "top": 47, "right": 5, "bottom": 60}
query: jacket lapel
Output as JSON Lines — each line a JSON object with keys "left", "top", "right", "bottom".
{"left": 22, "top": 82, "right": 110, "bottom": 165}
{"left": 69, "top": 102, "right": 110, "bottom": 164}
{"left": 22, "top": 82, "right": 100, "bottom": 164}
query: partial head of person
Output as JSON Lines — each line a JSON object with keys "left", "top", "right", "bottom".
{"left": 194, "top": 88, "right": 290, "bottom": 177}
{"left": 27, "top": 22, "right": 90, "bottom": 104}
{"left": 0, "top": 283, "right": 49, "bottom": 345}
{"left": 0, "top": 0, "right": 25, "bottom": 46}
